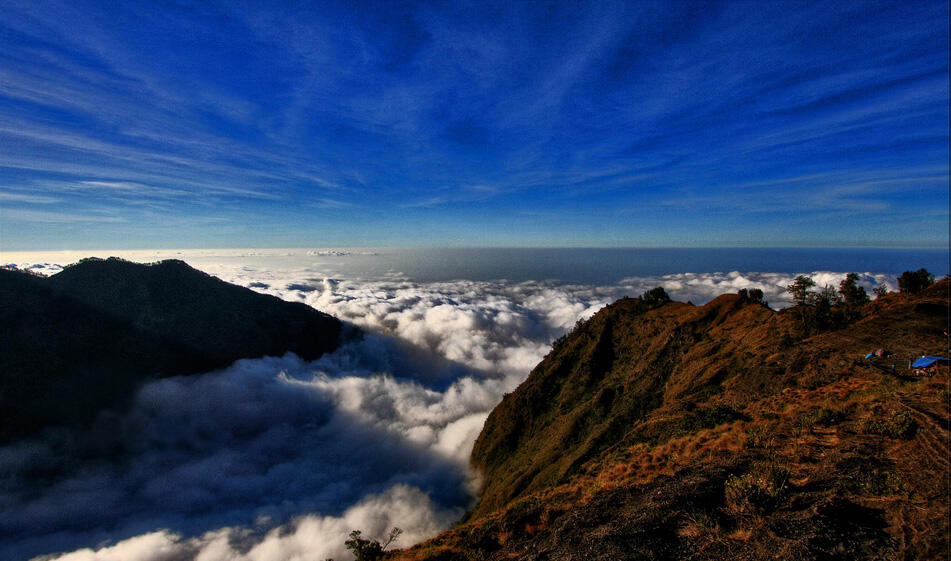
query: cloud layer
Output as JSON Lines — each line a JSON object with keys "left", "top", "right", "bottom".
{"left": 1, "top": 254, "right": 899, "bottom": 560}
{"left": 36, "top": 485, "right": 455, "bottom": 561}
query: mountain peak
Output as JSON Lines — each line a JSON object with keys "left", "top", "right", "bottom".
{"left": 0, "top": 258, "right": 344, "bottom": 442}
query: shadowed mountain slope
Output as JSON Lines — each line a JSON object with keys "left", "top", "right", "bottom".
{"left": 0, "top": 257, "right": 343, "bottom": 442}
{"left": 389, "top": 280, "right": 949, "bottom": 561}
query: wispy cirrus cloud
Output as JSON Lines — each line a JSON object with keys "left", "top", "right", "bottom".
{"left": 2, "top": 208, "right": 125, "bottom": 223}
{"left": 311, "top": 198, "right": 356, "bottom": 210}
{"left": 657, "top": 166, "right": 950, "bottom": 216}
{"left": 0, "top": 191, "right": 60, "bottom": 204}
{"left": 79, "top": 181, "right": 157, "bottom": 191}
{"left": 0, "top": 0, "right": 947, "bottom": 248}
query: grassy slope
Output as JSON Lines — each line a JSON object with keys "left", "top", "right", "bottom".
{"left": 389, "top": 281, "right": 949, "bottom": 561}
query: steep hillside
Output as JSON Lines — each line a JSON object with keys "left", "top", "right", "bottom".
{"left": 469, "top": 294, "right": 770, "bottom": 517}
{"left": 0, "top": 258, "right": 343, "bottom": 442}
{"left": 390, "top": 280, "right": 949, "bottom": 561}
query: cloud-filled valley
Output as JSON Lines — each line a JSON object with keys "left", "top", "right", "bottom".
{"left": 0, "top": 251, "right": 901, "bottom": 560}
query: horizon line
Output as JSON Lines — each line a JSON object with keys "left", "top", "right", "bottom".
{"left": 2, "top": 244, "right": 949, "bottom": 255}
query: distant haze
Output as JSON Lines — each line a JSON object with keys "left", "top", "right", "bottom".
{"left": 5, "top": 247, "right": 948, "bottom": 284}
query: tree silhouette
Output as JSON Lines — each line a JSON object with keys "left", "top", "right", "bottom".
{"left": 786, "top": 275, "right": 815, "bottom": 306}
{"left": 345, "top": 528, "right": 402, "bottom": 561}
{"left": 738, "top": 288, "right": 766, "bottom": 305}
{"left": 641, "top": 286, "right": 670, "bottom": 306}
{"left": 837, "top": 273, "right": 869, "bottom": 320}
{"left": 897, "top": 268, "right": 934, "bottom": 294}
{"left": 785, "top": 275, "right": 815, "bottom": 332}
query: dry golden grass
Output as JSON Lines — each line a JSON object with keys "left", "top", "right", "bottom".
{"left": 388, "top": 283, "right": 949, "bottom": 561}
{"left": 727, "top": 527, "right": 752, "bottom": 541}
{"left": 585, "top": 421, "right": 747, "bottom": 496}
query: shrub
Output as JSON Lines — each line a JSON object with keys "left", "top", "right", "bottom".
{"left": 778, "top": 332, "right": 797, "bottom": 349}
{"left": 898, "top": 268, "right": 934, "bottom": 294}
{"left": 745, "top": 424, "right": 776, "bottom": 450}
{"left": 738, "top": 288, "right": 767, "bottom": 306}
{"left": 872, "top": 283, "right": 889, "bottom": 298}
{"left": 855, "top": 467, "right": 904, "bottom": 496}
{"left": 551, "top": 317, "right": 587, "bottom": 350}
{"left": 813, "top": 407, "right": 847, "bottom": 426}
{"left": 701, "top": 404, "right": 748, "bottom": 427}
{"left": 679, "top": 511, "right": 723, "bottom": 541}
{"left": 724, "top": 463, "right": 789, "bottom": 515}
{"left": 863, "top": 412, "right": 918, "bottom": 440}
{"left": 799, "top": 406, "right": 848, "bottom": 430}
{"left": 641, "top": 286, "right": 671, "bottom": 306}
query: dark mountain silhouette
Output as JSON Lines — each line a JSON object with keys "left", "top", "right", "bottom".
{"left": 0, "top": 257, "right": 343, "bottom": 442}
{"left": 389, "top": 279, "right": 949, "bottom": 561}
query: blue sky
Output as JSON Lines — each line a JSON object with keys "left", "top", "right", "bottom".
{"left": 0, "top": 0, "right": 947, "bottom": 250}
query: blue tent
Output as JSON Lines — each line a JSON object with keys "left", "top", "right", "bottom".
{"left": 911, "top": 356, "right": 949, "bottom": 368}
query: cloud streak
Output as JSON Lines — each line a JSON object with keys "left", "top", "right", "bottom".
{"left": 2, "top": 208, "right": 125, "bottom": 223}
{"left": 0, "top": 191, "right": 61, "bottom": 204}
{"left": 1, "top": 1, "right": 947, "bottom": 248}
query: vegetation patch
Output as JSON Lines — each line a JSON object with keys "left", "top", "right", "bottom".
{"left": 798, "top": 406, "right": 849, "bottom": 430}
{"left": 344, "top": 528, "right": 402, "bottom": 561}
{"left": 938, "top": 388, "right": 950, "bottom": 409}
{"left": 744, "top": 422, "right": 780, "bottom": 451}
{"left": 724, "top": 463, "right": 790, "bottom": 516}
{"left": 856, "top": 467, "right": 905, "bottom": 496}
{"left": 644, "top": 404, "right": 749, "bottom": 446}
{"left": 862, "top": 411, "right": 918, "bottom": 440}
{"left": 679, "top": 510, "right": 724, "bottom": 542}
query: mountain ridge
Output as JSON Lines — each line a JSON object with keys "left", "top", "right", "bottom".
{"left": 0, "top": 257, "right": 344, "bottom": 442}
{"left": 388, "top": 279, "right": 949, "bottom": 560}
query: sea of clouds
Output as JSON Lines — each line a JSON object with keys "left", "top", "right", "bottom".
{"left": 0, "top": 250, "right": 896, "bottom": 561}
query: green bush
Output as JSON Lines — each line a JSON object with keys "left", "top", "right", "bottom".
{"left": 681, "top": 510, "right": 723, "bottom": 541}
{"left": 799, "top": 406, "right": 848, "bottom": 430}
{"left": 898, "top": 268, "right": 934, "bottom": 294}
{"left": 725, "top": 464, "right": 789, "bottom": 515}
{"left": 745, "top": 424, "right": 775, "bottom": 449}
{"left": 863, "top": 412, "right": 918, "bottom": 440}
{"left": 641, "top": 286, "right": 671, "bottom": 306}
{"left": 737, "top": 288, "right": 767, "bottom": 305}
{"left": 855, "top": 467, "right": 904, "bottom": 496}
